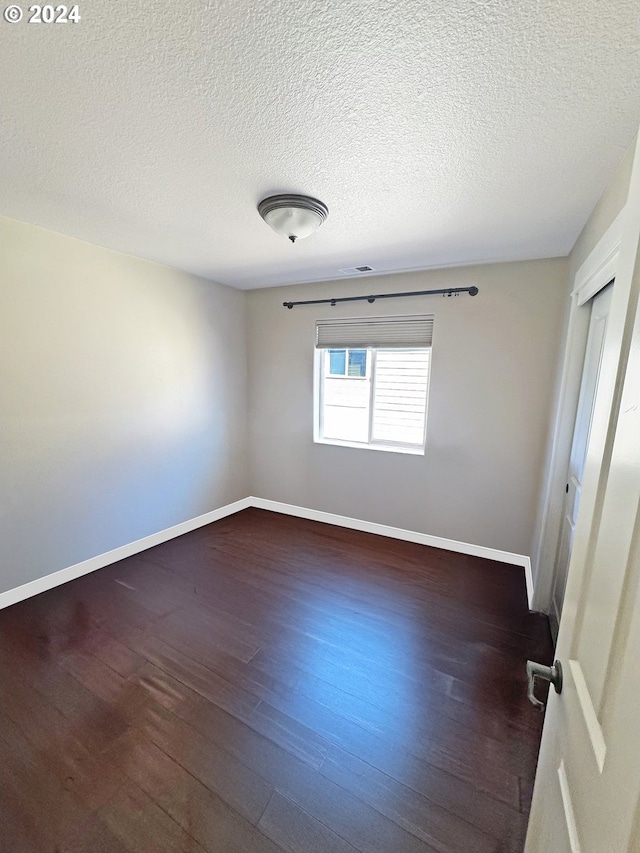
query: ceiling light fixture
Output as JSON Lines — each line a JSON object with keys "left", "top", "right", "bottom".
{"left": 258, "top": 194, "right": 328, "bottom": 243}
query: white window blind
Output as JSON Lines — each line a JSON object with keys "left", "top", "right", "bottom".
{"left": 316, "top": 315, "right": 434, "bottom": 349}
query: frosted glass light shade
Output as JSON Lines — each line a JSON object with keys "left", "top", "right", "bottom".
{"left": 258, "top": 194, "right": 328, "bottom": 242}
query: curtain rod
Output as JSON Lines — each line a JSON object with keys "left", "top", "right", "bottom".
{"left": 282, "top": 285, "right": 478, "bottom": 309}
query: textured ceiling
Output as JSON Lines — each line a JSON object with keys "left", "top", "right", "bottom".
{"left": 2, "top": 1, "right": 639, "bottom": 289}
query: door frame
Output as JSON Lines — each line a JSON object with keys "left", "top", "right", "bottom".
{"left": 525, "top": 129, "right": 640, "bottom": 851}
{"left": 530, "top": 206, "right": 627, "bottom": 615}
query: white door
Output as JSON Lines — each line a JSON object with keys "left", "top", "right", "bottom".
{"left": 525, "top": 137, "right": 640, "bottom": 852}
{"left": 549, "top": 283, "right": 613, "bottom": 637}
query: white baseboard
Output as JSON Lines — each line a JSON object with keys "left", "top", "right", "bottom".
{"left": 250, "top": 497, "right": 534, "bottom": 607}
{"left": 0, "top": 494, "right": 535, "bottom": 611}
{"left": 0, "top": 497, "right": 251, "bottom": 611}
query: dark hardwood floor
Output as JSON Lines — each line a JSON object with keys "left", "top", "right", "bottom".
{"left": 0, "top": 508, "right": 552, "bottom": 852}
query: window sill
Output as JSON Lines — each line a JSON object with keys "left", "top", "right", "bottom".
{"left": 314, "top": 437, "right": 425, "bottom": 456}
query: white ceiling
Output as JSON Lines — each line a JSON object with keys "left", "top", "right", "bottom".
{"left": 2, "top": 1, "right": 638, "bottom": 289}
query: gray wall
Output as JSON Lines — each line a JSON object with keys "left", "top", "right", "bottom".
{"left": 1, "top": 217, "right": 249, "bottom": 594}
{"left": 247, "top": 259, "right": 568, "bottom": 555}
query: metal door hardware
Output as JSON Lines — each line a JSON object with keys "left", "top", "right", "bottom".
{"left": 526, "top": 659, "right": 563, "bottom": 710}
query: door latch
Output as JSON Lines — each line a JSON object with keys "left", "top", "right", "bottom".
{"left": 526, "top": 659, "right": 563, "bottom": 710}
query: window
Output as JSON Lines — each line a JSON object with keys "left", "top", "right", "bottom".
{"left": 326, "top": 348, "right": 369, "bottom": 377}
{"left": 314, "top": 316, "right": 433, "bottom": 454}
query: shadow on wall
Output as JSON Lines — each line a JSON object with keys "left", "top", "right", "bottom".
{"left": 1, "top": 217, "right": 249, "bottom": 594}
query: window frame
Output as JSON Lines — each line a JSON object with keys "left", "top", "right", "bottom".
{"left": 314, "top": 345, "right": 430, "bottom": 455}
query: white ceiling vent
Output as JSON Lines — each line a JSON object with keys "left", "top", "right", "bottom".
{"left": 339, "top": 265, "right": 376, "bottom": 275}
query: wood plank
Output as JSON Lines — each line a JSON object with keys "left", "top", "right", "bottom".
{"left": 122, "top": 699, "right": 275, "bottom": 825}
{"left": 107, "top": 734, "right": 283, "bottom": 853}
{"left": 98, "top": 778, "right": 208, "bottom": 852}
{"left": 258, "top": 791, "right": 361, "bottom": 853}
